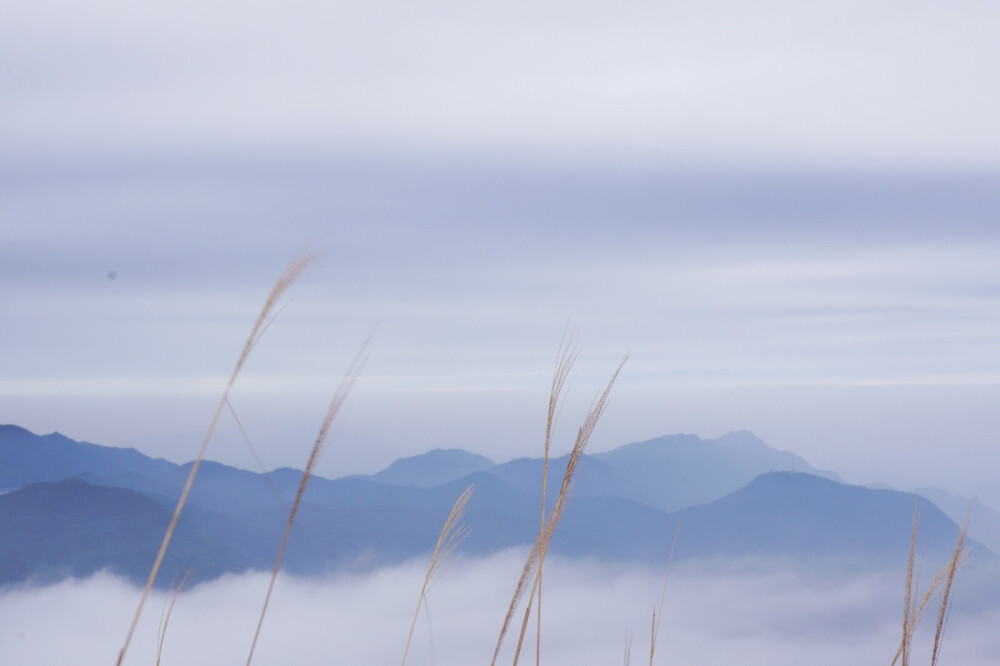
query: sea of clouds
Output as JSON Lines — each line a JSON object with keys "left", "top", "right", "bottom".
{"left": 1, "top": 550, "right": 998, "bottom": 665}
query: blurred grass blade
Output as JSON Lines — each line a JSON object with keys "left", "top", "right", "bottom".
{"left": 116, "top": 250, "right": 316, "bottom": 666}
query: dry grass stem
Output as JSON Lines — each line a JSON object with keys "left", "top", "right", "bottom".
{"left": 491, "top": 541, "right": 540, "bottom": 666}
{"left": 226, "top": 398, "right": 286, "bottom": 508}
{"left": 624, "top": 632, "right": 633, "bottom": 666}
{"left": 245, "top": 342, "right": 367, "bottom": 666}
{"left": 155, "top": 570, "right": 191, "bottom": 666}
{"left": 536, "top": 337, "right": 578, "bottom": 666}
{"left": 898, "top": 497, "right": 919, "bottom": 666}
{"left": 650, "top": 524, "right": 680, "bottom": 666}
{"left": 892, "top": 498, "right": 970, "bottom": 666}
{"left": 511, "top": 354, "right": 628, "bottom": 666}
{"left": 493, "top": 340, "right": 579, "bottom": 666}
{"left": 116, "top": 250, "right": 316, "bottom": 666}
{"left": 401, "top": 484, "right": 475, "bottom": 666}
{"left": 930, "top": 515, "right": 969, "bottom": 666}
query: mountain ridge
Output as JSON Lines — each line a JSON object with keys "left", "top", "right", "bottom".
{"left": 0, "top": 424, "right": 990, "bottom": 588}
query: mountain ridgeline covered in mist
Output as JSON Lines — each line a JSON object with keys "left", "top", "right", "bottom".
{"left": 0, "top": 424, "right": 990, "bottom": 588}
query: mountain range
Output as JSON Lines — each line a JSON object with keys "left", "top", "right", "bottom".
{"left": 0, "top": 424, "right": 991, "bottom": 588}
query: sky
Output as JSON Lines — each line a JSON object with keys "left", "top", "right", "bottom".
{"left": 1, "top": 1, "right": 999, "bottom": 502}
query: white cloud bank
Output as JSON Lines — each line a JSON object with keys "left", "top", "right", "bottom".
{"left": 2, "top": 552, "right": 998, "bottom": 665}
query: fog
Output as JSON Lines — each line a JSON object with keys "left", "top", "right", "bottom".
{"left": 2, "top": 552, "right": 998, "bottom": 665}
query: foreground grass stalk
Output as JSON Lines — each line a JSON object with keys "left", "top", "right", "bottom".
{"left": 510, "top": 355, "right": 627, "bottom": 666}
{"left": 245, "top": 344, "right": 367, "bottom": 666}
{"left": 226, "top": 398, "right": 286, "bottom": 508}
{"left": 491, "top": 542, "right": 540, "bottom": 666}
{"left": 536, "top": 338, "right": 577, "bottom": 666}
{"left": 649, "top": 525, "right": 679, "bottom": 666}
{"left": 156, "top": 570, "right": 191, "bottom": 666}
{"left": 401, "top": 484, "right": 475, "bottom": 666}
{"left": 492, "top": 341, "right": 576, "bottom": 666}
{"left": 115, "top": 252, "right": 315, "bottom": 666}
{"left": 899, "top": 498, "right": 919, "bottom": 666}
{"left": 930, "top": 516, "right": 968, "bottom": 666}
{"left": 891, "top": 498, "right": 969, "bottom": 666}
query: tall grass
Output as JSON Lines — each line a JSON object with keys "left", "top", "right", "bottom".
{"left": 401, "top": 483, "right": 475, "bottom": 666}
{"left": 155, "top": 571, "right": 190, "bottom": 666}
{"left": 930, "top": 515, "right": 967, "bottom": 666}
{"left": 115, "top": 251, "right": 316, "bottom": 666}
{"left": 535, "top": 337, "right": 578, "bottom": 666}
{"left": 492, "top": 542, "right": 540, "bottom": 666}
{"left": 503, "top": 354, "right": 628, "bottom": 666}
{"left": 487, "top": 350, "right": 627, "bottom": 666}
{"left": 648, "top": 525, "right": 679, "bottom": 666}
{"left": 890, "top": 495, "right": 968, "bottom": 666}
{"left": 245, "top": 343, "right": 367, "bottom": 665}
{"left": 110, "top": 257, "right": 973, "bottom": 665}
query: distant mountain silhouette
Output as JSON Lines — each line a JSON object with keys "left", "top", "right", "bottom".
{"left": 0, "top": 479, "right": 244, "bottom": 586}
{"left": 913, "top": 486, "right": 1000, "bottom": 554}
{"left": 369, "top": 448, "right": 495, "bottom": 488}
{"left": 0, "top": 424, "right": 990, "bottom": 587}
{"left": 0, "top": 424, "right": 176, "bottom": 489}
{"left": 477, "top": 431, "right": 839, "bottom": 514}
{"left": 666, "top": 472, "right": 967, "bottom": 567}
{"left": 591, "top": 431, "right": 841, "bottom": 512}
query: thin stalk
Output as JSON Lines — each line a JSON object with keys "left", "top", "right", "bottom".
{"left": 245, "top": 343, "right": 367, "bottom": 665}
{"left": 650, "top": 524, "right": 680, "bottom": 666}
{"left": 156, "top": 570, "right": 191, "bottom": 666}
{"left": 116, "top": 251, "right": 316, "bottom": 666}
{"left": 491, "top": 541, "right": 540, "bottom": 666}
{"left": 891, "top": 499, "right": 970, "bottom": 666}
{"left": 898, "top": 495, "right": 919, "bottom": 666}
{"left": 930, "top": 516, "right": 969, "bottom": 666}
{"left": 226, "top": 398, "right": 286, "bottom": 508}
{"left": 536, "top": 336, "right": 577, "bottom": 666}
{"left": 401, "top": 484, "right": 475, "bottom": 666}
{"left": 511, "top": 355, "right": 627, "bottom": 666}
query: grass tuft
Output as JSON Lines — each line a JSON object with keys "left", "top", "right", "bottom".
{"left": 891, "top": 495, "right": 969, "bottom": 666}
{"left": 401, "top": 483, "right": 475, "bottom": 666}
{"left": 929, "top": 514, "right": 968, "bottom": 666}
{"left": 509, "top": 354, "right": 628, "bottom": 666}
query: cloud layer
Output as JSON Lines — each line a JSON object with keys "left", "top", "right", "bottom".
{"left": 2, "top": 552, "right": 998, "bottom": 665}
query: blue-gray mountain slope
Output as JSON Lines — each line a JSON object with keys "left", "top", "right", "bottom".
{"left": 0, "top": 479, "right": 244, "bottom": 586}
{"left": 0, "top": 425, "right": 989, "bottom": 588}
{"left": 0, "top": 424, "right": 175, "bottom": 489}
{"left": 369, "top": 448, "right": 495, "bottom": 488}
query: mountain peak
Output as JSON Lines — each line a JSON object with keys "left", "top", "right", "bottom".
{"left": 712, "top": 430, "right": 766, "bottom": 447}
{"left": 370, "top": 448, "right": 495, "bottom": 488}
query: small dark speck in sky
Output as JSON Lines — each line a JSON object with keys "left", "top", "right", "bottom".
{"left": 107, "top": 271, "right": 117, "bottom": 281}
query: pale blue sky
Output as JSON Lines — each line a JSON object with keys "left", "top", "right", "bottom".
{"left": 1, "top": 1, "right": 998, "bottom": 502}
